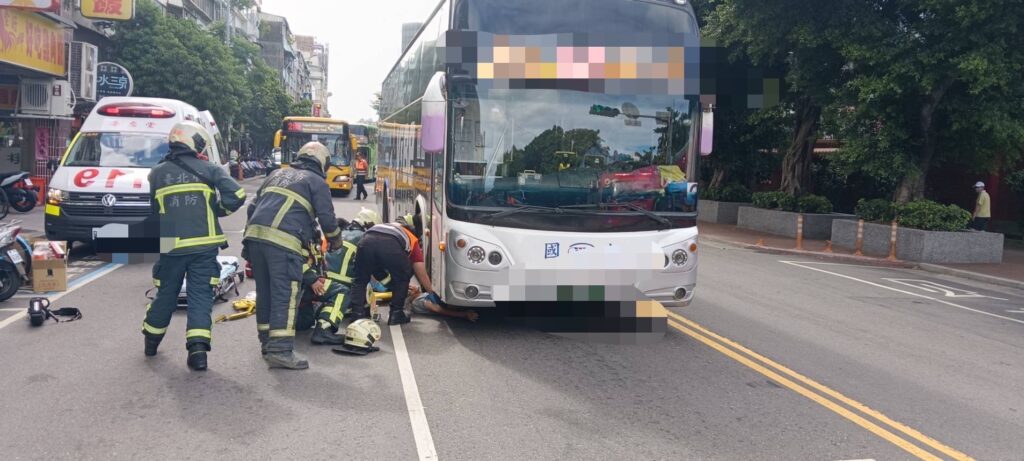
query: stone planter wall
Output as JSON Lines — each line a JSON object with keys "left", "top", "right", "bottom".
{"left": 698, "top": 200, "right": 749, "bottom": 225}
{"left": 831, "top": 220, "right": 1004, "bottom": 264}
{"left": 737, "top": 206, "right": 855, "bottom": 240}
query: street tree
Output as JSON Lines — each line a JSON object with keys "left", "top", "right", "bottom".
{"left": 828, "top": 0, "right": 1024, "bottom": 202}
{"left": 705, "top": 0, "right": 847, "bottom": 196}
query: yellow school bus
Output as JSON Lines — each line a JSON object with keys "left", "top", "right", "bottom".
{"left": 274, "top": 117, "right": 360, "bottom": 196}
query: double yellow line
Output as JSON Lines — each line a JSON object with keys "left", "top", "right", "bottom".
{"left": 664, "top": 310, "right": 974, "bottom": 461}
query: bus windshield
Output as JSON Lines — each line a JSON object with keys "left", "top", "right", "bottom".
{"left": 64, "top": 133, "right": 170, "bottom": 168}
{"left": 447, "top": 86, "right": 699, "bottom": 216}
{"left": 281, "top": 132, "right": 351, "bottom": 167}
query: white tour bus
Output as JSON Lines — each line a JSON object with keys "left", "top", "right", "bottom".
{"left": 375, "top": 0, "right": 714, "bottom": 310}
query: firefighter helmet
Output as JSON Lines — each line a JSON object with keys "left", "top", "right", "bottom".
{"left": 355, "top": 207, "right": 382, "bottom": 228}
{"left": 297, "top": 142, "right": 331, "bottom": 174}
{"left": 167, "top": 121, "right": 213, "bottom": 156}
{"left": 332, "top": 319, "right": 382, "bottom": 356}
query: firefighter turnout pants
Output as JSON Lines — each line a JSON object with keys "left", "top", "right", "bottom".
{"left": 248, "top": 241, "right": 305, "bottom": 353}
{"left": 143, "top": 249, "right": 220, "bottom": 350}
{"left": 348, "top": 232, "right": 414, "bottom": 317}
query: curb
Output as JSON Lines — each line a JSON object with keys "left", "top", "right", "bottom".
{"left": 917, "top": 263, "right": 1024, "bottom": 291}
{"left": 700, "top": 234, "right": 916, "bottom": 268}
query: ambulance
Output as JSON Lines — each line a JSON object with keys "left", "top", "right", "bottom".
{"left": 44, "top": 97, "right": 229, "bottom": 246}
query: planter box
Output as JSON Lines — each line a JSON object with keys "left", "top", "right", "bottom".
{"left": 831, "top": 220, "right": 1004, "bottom": 264}
{"left": 737, "top": 206, "right": 855, "bottom": 240}
{"left": 698, "top": 200, "right": 749, "bottom": 225}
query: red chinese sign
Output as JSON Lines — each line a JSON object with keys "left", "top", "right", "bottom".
{"left": 81, "top": 0, "right": 134, "bottom": 21}
{"left": 0, "top": 9, "right": 66, "bottom": 76}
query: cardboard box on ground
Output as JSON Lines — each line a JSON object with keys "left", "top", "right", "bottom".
{"left": 31, "top": 240, "right": 67, "bottom": 293}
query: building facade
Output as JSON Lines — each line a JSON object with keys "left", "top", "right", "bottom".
{"left": 295, "top": 35, "right": 329, "bottom": 118}
{"left": 258, "top": 12, "right": 312, "bottom": 104}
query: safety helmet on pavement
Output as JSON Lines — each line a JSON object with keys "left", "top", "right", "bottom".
{"left": 167, "top": 121, "right": 213, "bottom": 156}
{"left": 355, "top": 207, "right": 382, "bottom": 228}
{"left": 297, "top": 142, "right": 331, "bottom": 174}
{"left": 332, "top": 319, "right": 382, "bottom": 356}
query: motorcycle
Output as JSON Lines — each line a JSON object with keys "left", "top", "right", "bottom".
{"left": 0, "top": 220, "right": 32, "bottom": 302}
{"left": 0, "top": 172, "right": 39, "bottom": 213}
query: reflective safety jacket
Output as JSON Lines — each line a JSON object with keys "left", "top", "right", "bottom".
{"left": 244, "top": 159, "right": 341, "bottom": 256}
{"left": 149, "top": 144, "right": 246, "bottom": 255}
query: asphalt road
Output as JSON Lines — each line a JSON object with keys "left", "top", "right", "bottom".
{"left": 1, "top": 185, "right": 1022, "bottom": 460}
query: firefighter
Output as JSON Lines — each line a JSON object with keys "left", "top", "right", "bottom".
{"left": 244, "top": 142, "right": 343, "bottom": 370}
{"left": 143, "top": 121, "right": 246, "bottom": 371}
{"left": 299, "top": 208, "right": 383, "bottom": 345}
{"left": 346, "top": 212, "right": 437, "bottom": 326}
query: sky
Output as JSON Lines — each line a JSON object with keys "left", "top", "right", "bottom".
{"left": 260, "top": 0, "right": 440, "bottom": 123}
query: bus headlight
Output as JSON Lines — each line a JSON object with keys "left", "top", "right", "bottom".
{"left": 334, "top": 175, "right": 350, "bottom": 182}
{"left": 672, "top": 249, "right": 688, "bottom": 266}
{"left": 467, "top": 246, "right": 486, "bottom": 264}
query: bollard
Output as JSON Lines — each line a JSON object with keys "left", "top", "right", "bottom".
{"left": 823, "top": 240, "right": 833, "bottom": 253}
{"left": 854, "top": 219, "right": 865, "bottom": 256}
{"left": 795, "top": 215, "right": 805, "bottom": 250}
{"left": 887, "top": 220, "right": 898, "bottom": 261}
{"left": 756, "top": 238, "right": 765, "bottom": 247}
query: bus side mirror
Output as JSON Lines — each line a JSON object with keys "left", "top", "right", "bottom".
{"left": 274, "top": 130, "right": 282, "bottom": 149}
{"left": 422, "top": 72, "right": 447, "bottom": 154}
{"left": 700, "top": 108, "right": 714, "bottom": 156}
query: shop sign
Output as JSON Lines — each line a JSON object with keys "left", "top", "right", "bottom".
{"left": 81, "top": 0, "right": 134, "bottom": 21}
{"left": 96, "top": 62, "right": 133, "bottom": 99}
{"left": 0, "top": 9, "right": 66, "bottom": 76}
{"left": 0, "top": 0, "right": 61, "bottom": 13}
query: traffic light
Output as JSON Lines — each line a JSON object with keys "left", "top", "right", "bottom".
{"left": 589, "top": 105, "right": 621, "bottom": 118}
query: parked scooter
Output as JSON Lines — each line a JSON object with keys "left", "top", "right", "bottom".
{"left": 0, "top": 220, "right": 33, "bottom": 302}
{"left": 0, "top": 172, "right": 40, "bottom": 213}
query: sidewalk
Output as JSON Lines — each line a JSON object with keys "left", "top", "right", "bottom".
{"left": 698, "top": 221, "right": 1024, "bottom": 290}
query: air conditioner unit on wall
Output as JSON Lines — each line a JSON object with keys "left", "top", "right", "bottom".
{"left": 19, "top": 79, "right": 73, "bottom": 117}
{"left": 68, "top": 42, "right": 98, "bottom": 102}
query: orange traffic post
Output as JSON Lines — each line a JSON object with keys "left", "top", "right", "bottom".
{"left": 795, "top": 214, "right": 805, "bottom": 251}
{"left": 854, "top": 219, "right": 865, "bottom": 256}
{"left": 755, "top": 238, "right": 765, "bottom": 247}
{"left": 887, "top": 220, "right": 899, "bottom": 261}
{"left": 823, "top": 240, "right": 833, "bottom": 253}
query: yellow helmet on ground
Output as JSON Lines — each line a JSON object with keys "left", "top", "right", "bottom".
{"left": 332, "top": 319, "right": 382, "bottom": 356}
{"left": 297, "top": 142, "right": 331, "bottom": 174}
{"left": 168, "top": 121, "right": 213, "bottom": 156}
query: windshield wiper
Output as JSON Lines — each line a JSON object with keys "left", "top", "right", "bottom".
{"left": 481, "top": 204, "right": 565, "bottom": 224}
{"left": 560, "top": 203, "right": 673, "bottom": 228}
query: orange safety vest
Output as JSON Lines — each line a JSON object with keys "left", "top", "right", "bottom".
{"left": 355, "top": 159, "right": 368, "bottom": 175}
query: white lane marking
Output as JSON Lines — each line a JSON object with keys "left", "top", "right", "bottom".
{"left": 0, "top": 308, "right": 22, "bottom": 312}
{"left": 782, "top": 261, "right": 1024, "bottom": 326}
{"left": 883, "top": 278, "right": 1009, "bottom": 301}
{"left": 390, "top": 324, "right": 438, "bottom": 461}
{"left": 0, "top": 263, "right": 123, "bottom": 331}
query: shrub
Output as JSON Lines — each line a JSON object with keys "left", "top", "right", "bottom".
{"left": 796, "top": 194, "right": 833, "bottom": 214}
{"left": 895, "top": 200, "right": 971, "bottom": 232}
{"left": 752, "top": 191, "right": 796, "bottom": 211}
{"left": 855, "top": 198, "right": 895, "bottom": 223}
{"left": 718, "top": 184, "right": 752, "bottom": 203}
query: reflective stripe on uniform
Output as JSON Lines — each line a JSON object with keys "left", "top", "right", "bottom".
{"left": 234, "top": 188, "right": 247, "bottom": 199}
{"left": 210, "top": 277, "right": 220, "bottom": 286}
{"left": 143, "top": 322, "right": 167, "bottom": 335}
{"left": 257, "top": 323, "right": 270, "bottom": 332}
{"left": 264, "top": 187, "right": 313, "bottom": 215}
{"left": 287, "top": 281, "right": 298, "bottom": 331}
{"left": 327, "top": 292, "right": 346, "bottom": 324}
{"left": 186, "top": 329, "right": 212, "bottom": 340}
{"left": 324, "top": 226, "right": 341, "bottom": 238}
{"left": 326, "top": 241, "right": 357, "bottom": 283}
{"left": 205, "top": 191, "right": 216, "bottom": 238}
{"left": 269, "top": 329, "right": 295, "bottom": 338}
{"left": 271, "top": 197, "right": 295, "bottom": 228}
{"left": 175, "top": 235, "right": 228, "bottom": 250}
{"left": 244, "top": 225, "right": 308, "bottom": 256}
{"left": 153, "top": 279, "right": 161, "bottom": 287}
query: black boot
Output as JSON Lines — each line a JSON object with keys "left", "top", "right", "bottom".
{"left": 187, "top": 344, "right": 208, "bottom": 371}
{"left": 311, "top": 323, "right": 345, "bottom": 345}
{"left": 144, "top": 335, "right": 162, "bottom": 357}
{"left": 388, "top": 309, "right": 411, "bottom": 326}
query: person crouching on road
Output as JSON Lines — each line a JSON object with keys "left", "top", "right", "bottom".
{"left": 143, "top": 121, "right": 246, "bottom": 371}
{"left": 244, "top": 142, "right": 343, "bottom": 370}
{"left": 297, "top": 209, "right": 385, "bottom": 345}
{"left": 406, "top": 285, "right": 479, "bottom": 322}
{"left": 346, "top": 213, "right": 437, "bottom": 325}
